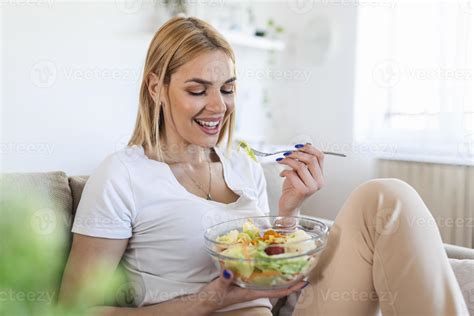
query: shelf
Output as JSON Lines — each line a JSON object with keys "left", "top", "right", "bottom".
{"left": 132, "top": 30, "right": 284, "bottom": 52}
{"left": 221, "top": 30, "right": 285, "bottom": 51}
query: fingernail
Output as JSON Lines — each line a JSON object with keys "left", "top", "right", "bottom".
{"left": 302, "top": 281, "right": 310, "bottom": 289}
{"left": 294, "top": 144, "right": 304, "bottom": 148}
{"left": 223, "top": 269, "right": 232, "bottom": 279}
{"left": 283, "top": 151, "right": 293, "bottom": 156}
{"left": 276, "top": 157, "right": 284, "bottom": 162}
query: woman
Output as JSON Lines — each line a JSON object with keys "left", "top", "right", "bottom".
{"left": 58, "top": 17, "right": 468, "bottom": 316}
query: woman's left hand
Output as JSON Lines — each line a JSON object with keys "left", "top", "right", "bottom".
{"left": 277, "top": 143, "right": 325, "bottom": 216}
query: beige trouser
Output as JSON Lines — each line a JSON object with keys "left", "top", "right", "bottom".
{"left": 292, "top": 178, "right": 468, "bottom": 316}
{"left": 210, "top": 307, "right": 272, "bottom": 315}
{"left": 213, "top": 179, "right": 468, "bottom": 316}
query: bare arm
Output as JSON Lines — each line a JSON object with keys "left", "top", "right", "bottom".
{"left": 58, "top": 234, "right": 208, "bottom": 316}
{"left": 59, "top": 234, "right": 306, "bottom": 316}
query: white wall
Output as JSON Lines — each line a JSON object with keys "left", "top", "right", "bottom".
{"left": 1, "top": 1, "right": 376, "bottom": 220}
{"left": 249, "top": 2, "right": 376, "bottom": 219}
{"left": 1, "top": 1, "right": 165, "bottom": 174}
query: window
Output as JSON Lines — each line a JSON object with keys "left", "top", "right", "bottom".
{"left": 354, "top": 1, "right": 473, "bottom": 165}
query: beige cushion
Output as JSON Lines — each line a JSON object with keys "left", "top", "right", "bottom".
{"left": 445, "top": 243, "right": 474, "bottom": 260}
{"left": 0, "top": 171, "right": 73, "bottom": 229}
{"left": 68, "top": 176, "right": 89, "bottom": 216}
{"left": 0, "top": 171, "right": 74, "bottom": 302}
{"left": 449, "top": 259, "right": 474, "bottom": 314}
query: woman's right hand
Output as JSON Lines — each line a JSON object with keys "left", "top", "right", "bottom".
{"left": 192, "top": 269, "right": 309, "bottom": 314}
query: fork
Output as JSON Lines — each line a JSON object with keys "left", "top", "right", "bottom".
{"left": 250, "top": 147, "right": 346, "bottom": 158}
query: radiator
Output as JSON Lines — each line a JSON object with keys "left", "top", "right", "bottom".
{"left": 377, "top": 160, "right": 473, "bottom": 248}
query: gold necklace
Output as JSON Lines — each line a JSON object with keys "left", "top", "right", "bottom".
{"left": 182, "top": 158, "right": 212, "bottom": 201}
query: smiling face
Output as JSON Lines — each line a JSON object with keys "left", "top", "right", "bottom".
{"left": 159, "top": 50, "right": 236, "bottom": 149}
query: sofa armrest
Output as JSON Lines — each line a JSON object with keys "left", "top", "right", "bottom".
{"left": 444, "top": 243, "right": 474, "bottom": 260}
{"left": 302, "top": 215, "right": 473, "bottom": 260}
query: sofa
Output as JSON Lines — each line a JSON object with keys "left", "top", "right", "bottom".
{"left": 1, "top": 170, "right": 473, "bottom": 315}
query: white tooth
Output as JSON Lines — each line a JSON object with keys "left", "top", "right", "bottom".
{"left": 197, "top": 120, "right": 219, "bottom": 127}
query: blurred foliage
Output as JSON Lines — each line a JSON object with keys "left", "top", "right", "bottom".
{"left": 0, "top": 181, "right": 125, "bottom": 315}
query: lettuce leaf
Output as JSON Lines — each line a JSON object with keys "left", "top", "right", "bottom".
{"left": 221, "top": 245, "right": 256, "bottom": 278}
{"left": 238, "top": 141, "right": 258, "bottom": 162}
{"left": 254, "top": 249, "right": 310, "bottom": 275}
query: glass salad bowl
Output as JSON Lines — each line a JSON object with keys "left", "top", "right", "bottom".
{"left": 204, "top": 216, "right": 328, "bottom": 290}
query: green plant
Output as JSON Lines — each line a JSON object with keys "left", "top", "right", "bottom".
{"left": 0, "top": 183, "right": 124, "bottom": 315}
{"left": 266, "top": 18, "right": 285, "bottom": 39}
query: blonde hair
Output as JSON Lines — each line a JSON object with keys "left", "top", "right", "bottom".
{"left": 128, "top": 16, "right": 236, "bottom": 161}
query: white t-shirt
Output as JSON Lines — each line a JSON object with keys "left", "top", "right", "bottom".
{"left": 71, "top": 145, "right": 272, "bottom": 312}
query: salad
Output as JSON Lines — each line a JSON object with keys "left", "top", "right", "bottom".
{"left": 212, "top": 219, "right": 318, "bottom": 287}
{"left": 238, "top": 140, "right": 258, "bottom": 162}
